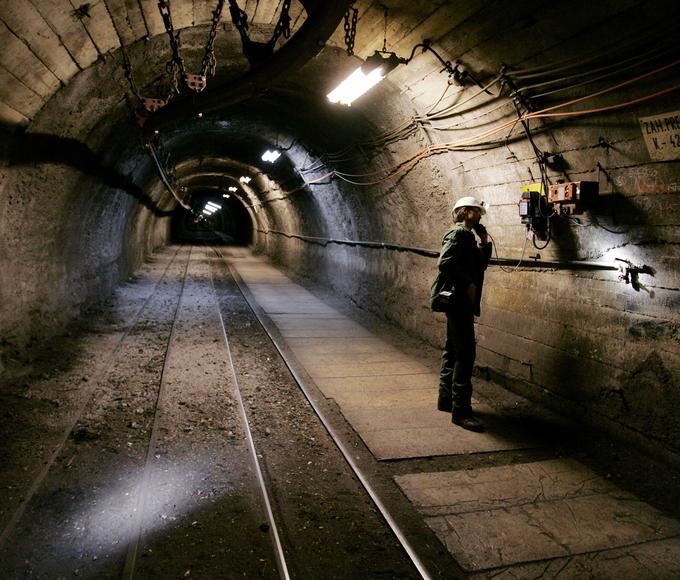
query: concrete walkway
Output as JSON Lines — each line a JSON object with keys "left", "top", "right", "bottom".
{"left": 228, "top": 250, "right": 680, "bottom": 578}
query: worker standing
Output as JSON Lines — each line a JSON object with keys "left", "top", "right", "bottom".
{"left": 433, "top": 197, "right": 492, "bottom": 432}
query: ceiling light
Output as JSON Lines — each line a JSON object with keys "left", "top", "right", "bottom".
{"left": 240, "top": 176, "right": 251, "bottom": 183}
{"left": 205, "top": 201, "right": 221, "bottom": 210}
{"left": 328, "top": 41, "right": 475, "bottom": 106}
{"left": 262, "top": 149, "right": 281, "bottom": 162}
{"left": 222, "top": 193, "right": 230, "bottom": 198}
{"left": 327, "top": 52, "right": 404, "bottom": 106}
{"left": 228, "top": 186, "right": 238, "bottom": 192}
{"left": 202, "top": 209, "right": 214, "bottom": 215}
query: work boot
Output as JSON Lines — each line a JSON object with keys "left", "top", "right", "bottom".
{"left": 452, "top": 407, "right": 484, "bottom": 432}
{"left": 437, "top": 394, "right": 452, "bottom": 413}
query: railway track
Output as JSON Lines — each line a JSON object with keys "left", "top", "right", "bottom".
{"left": 0, "top": 246, "right": 433, "bottom": 579}
{"left": 210, "top": 245, "right": 433, "bottom": 580}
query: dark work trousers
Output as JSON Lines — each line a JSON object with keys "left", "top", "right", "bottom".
{"left": 439, "top": 306, "right": 476, "bottom": 410}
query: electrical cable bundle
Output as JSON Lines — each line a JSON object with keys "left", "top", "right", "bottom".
{"left": 297, "top": 53, "right": 678, "bottom": 189}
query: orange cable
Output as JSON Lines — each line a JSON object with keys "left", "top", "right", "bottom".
{"left": 525, "top": 84, "right": 679, "bottom": 119}
{"left": 525, "top": 57, "right": 680, "bottom": 115}
{"left": 307, "top": 61, "right": 679, "bottom": 189}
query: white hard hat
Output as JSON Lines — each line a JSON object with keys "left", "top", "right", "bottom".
{"left": 453, "top": 196, "right": 487, "bottom": 215}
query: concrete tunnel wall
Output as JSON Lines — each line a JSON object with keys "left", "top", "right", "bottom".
{"left": 0, "top": 38, "right": 177, "bottom": 361}
{"left": 0, "top": 1, "right": 678, "bottom": 463}
{"left": 246, "top": 4, "right": 680, "bottom": 463}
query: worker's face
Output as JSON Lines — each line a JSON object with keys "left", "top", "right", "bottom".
{"left": 466, "top": 207, "right": 482, "bottom": 225}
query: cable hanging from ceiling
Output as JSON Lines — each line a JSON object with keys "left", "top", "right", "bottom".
{"left": 318, "top": 13, "right": 678, "bottom": 162}
{"left": 297, "top": 59, "right": 678, "bottom": 191}
{"left": 303, "top": 18, "right": 679, "bottom": 188}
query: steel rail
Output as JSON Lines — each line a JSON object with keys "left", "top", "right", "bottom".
{"left": 211, "top": 246, "right": 434, "bottom": 580}
{"left": 0, "top": 246, "right": 185, "bottom": 550}
{"left": 206, "top": 245, "right": 291, "bottom": 580}
{"left": 122, "top": 246, "right": 193, "bottom": 580}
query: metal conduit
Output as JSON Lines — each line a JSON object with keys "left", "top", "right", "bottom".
{"left": 147, "top": 142, "right": 192, "bottom": 211}
{"left": 257, "top": 229, "right": 620, "bottom": 272}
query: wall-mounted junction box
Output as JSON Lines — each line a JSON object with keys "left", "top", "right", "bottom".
{"left": 519, "top": 183, "right": 549, "bottom": 240}
{"left": 548, "top": 181, "right": 598, "bottom": 215}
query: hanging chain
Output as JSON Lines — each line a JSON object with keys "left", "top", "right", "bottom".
{"left": 122, "top": 45, "right": 172, "bottom": 114}
{"left": 200, "top": 0, "right": 226, "bottom": 78}
{"left": 108, "top": 0, "right": 149, "bottom": 107}
{"left": 158, "top": 0, "right": 187, "bottom": 91}
{"left": 343, "top": 5, "right": 358, "bottom": 56}
{"left": 116, "top": 15, "right": 170, "bottom": 113}
{"left": 228, "top": 0, "right": 250, "bottom": 42}
{"left": 228, "top": 0, "right": 291, "bottom": 47}
{"left": 382, "top": 5, "right": 388, "bottom": 52}
{"left": 270, "top": 0, "right": 292, "bottom": 45}
{"left": 121, "top": 44, "right": 144, "bottom": 102}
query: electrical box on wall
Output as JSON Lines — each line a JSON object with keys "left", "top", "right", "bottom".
{"left": 519, "top": 183, "right": 549, "bottom": 240}
{"left": 548, "top": 181, "right": 598, "bottom": 215}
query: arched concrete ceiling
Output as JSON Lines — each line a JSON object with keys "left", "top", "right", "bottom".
{"left": 0, "top": 0, "right": 423, "bottom": 221}
{"left": 2, "top": 0, "right": 677, "bottom": 241}
{"left": 0, "top": 0, "right": 429, "bottom": 127}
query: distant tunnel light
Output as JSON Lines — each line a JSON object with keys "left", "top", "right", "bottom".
{"left": 262, "top": 149, "right": 281, "bottom": 163}
{"left": 222, "top": 193, "right": 231, "bottom": 198}
{"left": 205, "top": 202, "right": 222, "bottom": 210}
{"left": 240, "top": 176, "right": 251, "bottom": 184}
{"left": 228, "top": 186, "right": 238, "bottom": 192}
{"left": 202, "top": 209, "right": 214, "bottom": 215}
{"left": 327, "top": 66, "right": 386, "bottom": 106}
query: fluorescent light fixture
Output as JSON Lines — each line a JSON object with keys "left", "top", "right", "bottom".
{"left": 327, "top": 51, "right": 406, "bottom": 106}
{"left": 262, "top": 149, "right": 281, "bottom": 163}
{"left": 327, "top": 66, "right": 385, "bottom": 106}
{"left": 222, "top": 193, "right": 230, "bottom": 198}
{"left": 205, "top": 201, "right": 221, "bottom": 210}
{"left": 202, "top": 209, "right": 214, "bottom": 215}
{"left": 228, "top": 186, "right": 238, "bottom": 192}
{"left": 240, "top": 176, "right": 251, "bottom": 184}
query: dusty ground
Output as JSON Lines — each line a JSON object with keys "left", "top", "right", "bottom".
{"left": 0, "top": 246, "right": 419, "bottom": 579}
{"left": 2, "top": 244, "right": 680, "bottom": 580}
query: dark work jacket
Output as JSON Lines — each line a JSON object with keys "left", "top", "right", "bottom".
{"left": 436, "top": 224, "right": 492, "bottom": 316}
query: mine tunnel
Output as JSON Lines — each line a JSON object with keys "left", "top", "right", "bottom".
{"left": 1, "top": 0, "right": 679, "bottom": 578}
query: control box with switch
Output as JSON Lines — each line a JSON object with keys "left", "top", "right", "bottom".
{"left": 548, "top": 181, "right": 598, "bottom": 215}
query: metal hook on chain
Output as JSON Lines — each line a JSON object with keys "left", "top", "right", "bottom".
{"left": 228, "top": 0, "right": 293, "bottom": 66}
{"left": 158, "top": 0, "right": 226, "bottom": 94}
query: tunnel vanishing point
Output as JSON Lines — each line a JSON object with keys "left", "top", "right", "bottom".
{"left": 0, "top": 0, "right": 679, "bottom": 576}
